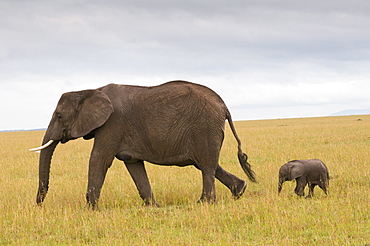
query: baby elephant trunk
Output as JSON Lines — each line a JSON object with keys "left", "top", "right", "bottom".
{"left": 278, "top": 181, "right": 283, "bottom": 194}
{"left": 278, "top": 176, "right": 284, "bottom": 194}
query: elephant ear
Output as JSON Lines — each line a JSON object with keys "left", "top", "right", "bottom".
{"left": 71, "top": 90, "right": 114, "bottom": 139}
{"left": 288, "top": 161, "right": 305, "bottom": 180}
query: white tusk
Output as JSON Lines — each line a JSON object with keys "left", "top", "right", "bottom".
{"left": 29, "top": 140, "right": 54, "bottom": 152}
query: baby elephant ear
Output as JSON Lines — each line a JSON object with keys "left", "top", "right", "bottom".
{"left": 289, "top": 162, "right": 305, "bottom": 180}
{"left": 71, "top": 90, "right": 114, "bottom": 139}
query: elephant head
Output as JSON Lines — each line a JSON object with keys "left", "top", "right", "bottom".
{"left": 278, "top": 161, "right": 305, "bottom": 194}
{"left": 30, "top": 89, "right": 114, "bottom": 205}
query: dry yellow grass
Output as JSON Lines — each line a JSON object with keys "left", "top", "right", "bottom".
{"left": 0, "top": 115, "right": 369, "bottom": 245}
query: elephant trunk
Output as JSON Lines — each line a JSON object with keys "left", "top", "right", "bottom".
{"left": 278, "top": 176, "right": 284, "bottom": 194}
{"left": 278, "top": 182, "right": 283, "bottom": 194}
{"left": 36, "top": 135, "right": 59, "bottom": 205}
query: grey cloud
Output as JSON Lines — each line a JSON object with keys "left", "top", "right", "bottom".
{"left": 1, "top": 0, "right": 370, "bottom": 129}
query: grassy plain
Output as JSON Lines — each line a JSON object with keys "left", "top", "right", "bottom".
{"left": 0, "top": 115, "right": 369, "bottom": 245}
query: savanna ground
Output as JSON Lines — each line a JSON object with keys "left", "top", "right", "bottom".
{"left": 0, "top": 115, "right": 369, "bottom": 245}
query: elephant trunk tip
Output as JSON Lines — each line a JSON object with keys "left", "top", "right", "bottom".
{"left": 36, "top": 187, "right": 48, "bottom": 205}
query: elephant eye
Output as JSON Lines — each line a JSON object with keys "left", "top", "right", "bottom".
{"left": 56, "top": 113, "right": 62, "bottom": 119}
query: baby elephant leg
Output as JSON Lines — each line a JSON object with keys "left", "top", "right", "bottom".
{"left": 294, "top": 178, "right": 306, "bottom": 197}
{"left": 307, "top": 183, "right": 317, "bottom": 198}
{"left": 318, "top": 183, "right": 329, "bottom": 195}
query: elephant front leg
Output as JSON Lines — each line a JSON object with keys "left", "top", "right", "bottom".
{"left": 124, "top": 161, "right": 158, "bottom": 206}
{"left": 215, "top": 165, "right": 246, "bottom": 199}
{"left": 294, "top": 178, "right": 306, "bottom": 197}
{"left": 198, "top": 168, "right": 216, "bottom": 203}
{"left": 86, "top": 152, "right": 114, "bottom": 210}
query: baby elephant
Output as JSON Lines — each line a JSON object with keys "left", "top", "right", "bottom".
{"left": 278, "top": 159, "right": 329, "bottom": 198}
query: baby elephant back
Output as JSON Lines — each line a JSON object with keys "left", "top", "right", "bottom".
{"left": 305, "top": 159, "right": 329, "bottom": 185}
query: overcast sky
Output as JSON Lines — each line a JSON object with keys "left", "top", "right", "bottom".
{"left": 1, "top": 0, "right": 370, "bottom": 130}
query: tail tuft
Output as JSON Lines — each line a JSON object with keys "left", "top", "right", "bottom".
{"left": 238, "top": 151, "right": 257, "bottom": 183}
{"left": 226, "top": 110, "right": 257, "bottom": 183}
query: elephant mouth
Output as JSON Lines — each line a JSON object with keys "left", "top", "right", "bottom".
{"left": 61, "top": 129, "right": 70, "bottom": 143}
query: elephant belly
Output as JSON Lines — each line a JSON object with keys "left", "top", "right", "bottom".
{"left": 116, "top": 150, "right": 195, "bottom": 166}
{"left": 148, "top": 158, "right": 195, "bottom": 167}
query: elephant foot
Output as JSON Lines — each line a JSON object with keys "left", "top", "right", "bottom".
{"left": 197, "top": 195, "right": 216, "bottom": 204}
{"left": 143, "top": 202, "right": 160, "bottom": 207}
{"left": 294, "top": 190, "right": 305, "bottom": 197}
{"left": 196, "top": 199, "right": 216, "bottom": 205}
{"left": 87, "top": 202, "right": 99, "bottom": 211}
{"left": 231, "top": 180, "right": 247, "bottom": 200}
{"left": 143, "top": 198, "right": 160, "bottom": 207}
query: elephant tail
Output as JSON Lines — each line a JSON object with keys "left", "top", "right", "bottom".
{"left": 238, "top": 151, "right": 257, "bottom": 183}
{"left": 324, "top": 168, "right": 330, "bottom": 188}
{"left": 320, "top": 161, "right": 330, "bottom": 187}
{"left": 226, "top": 110, "right": 257, "bottom": 183}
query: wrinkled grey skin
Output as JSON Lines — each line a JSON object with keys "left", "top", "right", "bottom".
{"left": 278, "top": 159, "right": 329, "bottom": 198}
{"left": 36, "top": 81, "right": 256, "bottom": 209}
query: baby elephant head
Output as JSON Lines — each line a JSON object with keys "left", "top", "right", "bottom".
{"left": 278, "top": 161, "right": 305, "bottom": 194}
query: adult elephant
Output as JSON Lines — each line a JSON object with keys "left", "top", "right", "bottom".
{"left": 30, "top": 81, "right": 256, "bottom": 209}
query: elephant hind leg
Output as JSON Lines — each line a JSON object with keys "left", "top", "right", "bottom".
{"left": 215, "top": 165, "right": 246, "bottom": 199}
{"left": 232, "top": 181, "right": 247, "bottom": 200}
{"left": 318, "top": 183, "right": 329, "bottom": 195}
{"left": 306, "top": 183, "right": 317, "bottom": 198}
{"left": 198, "top": 168, "right": 216, "bottom": 203}
{"left": 323, "top": 187, "right": 328, "bottom": 195}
